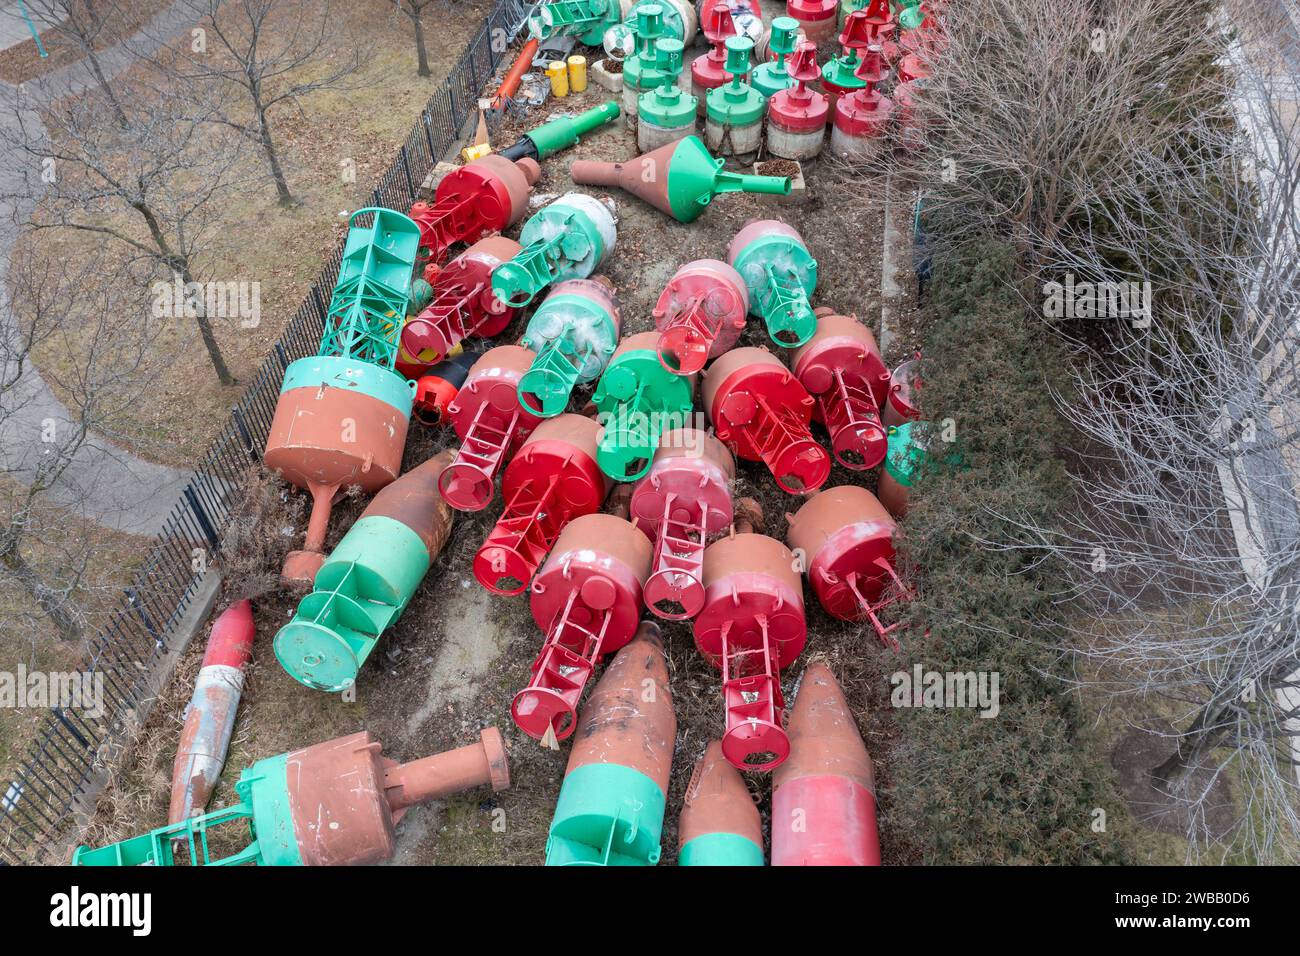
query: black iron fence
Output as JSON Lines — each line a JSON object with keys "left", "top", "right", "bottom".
{"left": 0, "top": 0, "right": 533, "bottom": 865}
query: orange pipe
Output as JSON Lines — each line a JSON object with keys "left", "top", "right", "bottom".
{"left": 492, "top": 38, "right": 540, "bottom": 109}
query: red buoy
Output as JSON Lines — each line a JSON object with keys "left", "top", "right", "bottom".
{"left": 440, "top": 345, "right": 544, "bottom": 512}
{"left": 771, "top": 662, "right": 881, "bottom": 866}
{"left": 630, "top": 427, "right": 736, "bottom": 620}
{"left": 513, "top": 513, "right": 653, "bottom": 741}
{"left": 168, "top": 599, "right": 256, "bottom": 827}
{"left": 792, "top": 309, "right": 891, "bottom": 470}
{"left": 474, "top": 414, "right": 611, "bottom": 595}
{"left": 703, "top": 346, "right": 830, "bottom": 494}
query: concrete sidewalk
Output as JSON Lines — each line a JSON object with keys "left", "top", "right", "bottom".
{"left": 0, "top": 3, "right": 53, "bottom": 54}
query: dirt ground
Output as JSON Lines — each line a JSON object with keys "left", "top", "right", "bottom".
{"left": 78, "top": 21, "right": 927, "bottom": 865}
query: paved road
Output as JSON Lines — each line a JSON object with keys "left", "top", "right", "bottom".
{"left": 0, "top": 3, "right": 51, "bottom": 54}
{"left": 0, "top": 3, "right": 197, "bottom": 536}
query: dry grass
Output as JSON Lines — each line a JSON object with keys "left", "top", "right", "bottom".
{"left": 0, "top": 474, "right": 145, "bottom": 788}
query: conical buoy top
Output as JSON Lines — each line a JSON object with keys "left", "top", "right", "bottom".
{"left": 566, "top": 621, "right": 676, "bottom": 790}
{"left": 771, "top": 662, "right": 880, "bottom": 865}
{"left": 678, "top": 741, "right": 765, "bottom": 866}
{"left": 787, "top": 40, "right": 822, "bottom": 85}
{"left": 545, "top": 621, "right": 677, "bottom": 866}
{"left": 570, "top": 136, "right": 789, "bottom": 224}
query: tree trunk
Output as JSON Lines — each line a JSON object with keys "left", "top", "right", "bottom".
{"left": 0, "top": 548, "right": 80, "bottom": 641}
{"left": 1151, "top": 702, "right": 1233, "bottom": 793}
{"left": 131, "top": 198, "right": 237, "bottom": 386}
{"left": 84, "top": 49, "right": 130, "bottom": 129}
{"left": 412, "top": 13, "right": 431, "bottom": 77}
{"left": 182, "top": 265, "right": 237, "bottom": 386}
{"left": 257, "top": 108, "right": 296, "bottom": 207}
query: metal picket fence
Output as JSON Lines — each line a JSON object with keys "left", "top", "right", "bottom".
{"left": 0, "top": 0, "right": 533, "bottom": 865}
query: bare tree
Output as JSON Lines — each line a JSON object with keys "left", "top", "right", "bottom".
{"left": 987, "top": 9, "right": 1300, "bottom": 861}
{"left": 0, "top": 247, "right": 156, "bottom": 644}
{"left": 17, "top": 0, "right": 131, "bottom": 127}
{"left": 895, "top": 0, "right": 1228, "bottom": 272}
{"left": 165, "top": 0, "right": 358, "bottom": 207}
{"left": 398, "top": 0, "right": 442, "bottom": 77}
{"left": 1, "top": 82, "right": 245, "bottom": 384}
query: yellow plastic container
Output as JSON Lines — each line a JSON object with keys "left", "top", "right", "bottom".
{"left": 547, "top": 61, "right": 569, "bottom": 98}
{"left": 567, "top": 55, "right": 588, "bottom": 94}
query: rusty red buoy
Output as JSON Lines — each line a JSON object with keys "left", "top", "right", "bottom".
{"left": 771, "top": 662, "right": 881, "bottom": 866}
{"left": 474, "top": 414, "right": 610, "bottom": 595}
{"left": 786, "top": 485, "right": 908, "bottom": 647}
{"left": 409, "top": 154, "right": 540, "bottom": 269}
{"left": 629, "top": 427, "right": 736, "bottom": 620}
{"left": 397, "top": 236, "right": 522, "bottom": 378}
{"left": 440, "top": 345, "right": 544, "bottom": 512}
{"left": 545, "top": 622, "right": 676, "bottom": 865}
{"left": 513, "top": 513, "right": 653, "bottom": 742}
{"left": 678, "top": 740, "right": 765, "bottom": 865}
{"left": 169, "top": 599, "right": 255, "bottom": 827}
{"left": 703, "top": 346, "right": 830, "bottom": 494}
{"left": 696, "top": 530, "right": 806, "bottom": 770}
{"left": 792, "top": 308, "right": 891, "bottom": 470}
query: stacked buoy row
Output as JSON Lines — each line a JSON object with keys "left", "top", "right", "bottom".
{"left": 569, "top": 0, "right": 949, "bottom": 164}
{"left": 545, "top": 623, "right": 882, "bottom": 866}
{"left": 72, "top": 0, "right": 953, "bottom": 867}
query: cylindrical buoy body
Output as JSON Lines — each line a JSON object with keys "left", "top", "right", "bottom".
{"left": 169, "top": 600, "right": 256, "bottom": 826}
{"left": 630, "top": 427, "right": 735, "bottom": 618}
{"left": 792, "top": 310, "right": 890, "bottom": 470}
{"left": 653, "top": 258, "right": 749, "bottom": 375}
{"left": 726, "top": 218, "right": 819, "bottom": 347}
{"left": 771, "top": 663, "right": 880, "bottom": 866}
{"left": 767, "top": 109, "right": 828, "bottom": 159}
{"left": 787, "top": 0, "right": 838, "bottom": 42}
{"left": 265, "top": 356, "right": 414, "bottom": 586}
{"left": 703, "top": 346, "right": 830, "bottom": 494}
{"left": 830, "top": 90, "right": 892, "bottom": 161}
{"left": 591, "top": 331, "right": 697, "bottom": 482}
{"left": 785, "top": 485, "right": 896, "bottom": 619}
{"left": 518, "top": 276, "right": 623, "bottom": 417}
{"left": 877, "top": 421, "right": 926, "bottom": 519}
{"left": 492, "top": 193, "right": 617, "bottom": 309}
{"left": 274, "top": 452, "right": 456, "bottom": 691}
{"left": 545, "top": 622, "right": 676, "bottom": 865}
{"left": 767, "top": 38, "right": 827, "bottom": 160}
{"left": 474, "top": 414, "right": 610, "bottom": 595}
{"left": 695, "top": 533, "right": 806, "bottom": 768}
{"left": 397, "top": 235, "right": 521, "bottom": 378}
{"left": 76, "top": 728, "right": 510, "bottom": 867}
{"left": 513, "top": 513, "right": 654, "bottom": 740}
{"left": 411, "top": 155, "right": 540, "bottom": 268}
